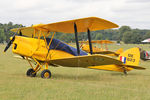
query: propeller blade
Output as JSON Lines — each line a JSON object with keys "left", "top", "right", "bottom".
{"left": 4, "top": 36, "right": 15, "bottom": 52}
{"left": 4, "top": 25, "right": 22, "bottom": 52}
{"left": 4, "top": 40, "right": 13, "bottom": 52}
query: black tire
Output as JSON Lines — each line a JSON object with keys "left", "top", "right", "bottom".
{"left": 26, "top": 68, "right": 36, "bottom": 77}
{"left": 41, "top": 69, "right": 51, "bottom": 79}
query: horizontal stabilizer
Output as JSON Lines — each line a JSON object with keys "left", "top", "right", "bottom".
{"left": 122, "top": 64, "right": 146, "bottom": 70}
{"left": 88, "top": 64, "right": 145, "bottom": 72}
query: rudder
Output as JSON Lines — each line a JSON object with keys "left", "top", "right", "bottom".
{"left": 118, "top": 47, "right": 140, "bottom": 66}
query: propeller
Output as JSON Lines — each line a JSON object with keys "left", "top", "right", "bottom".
{"left": 4, "top": 25, "right": 22, "bottom": 52}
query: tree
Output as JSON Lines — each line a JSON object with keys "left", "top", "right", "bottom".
{"left": 95, "top": 33, "right": 103, "bottom": 40}
{"left": 122, "top": 31, "right": 133, "bottom": 44}
{"left": 122, "top": 30, "right": 143, "bottom": 44}
{"left": 119, "top": 26, "right": 131, "bottom": 40}
{"left": 0, "top": 29, "right": 6, "bottom": 43}
{"left": 143, "top": 31, "right": 150, "bottom": 39}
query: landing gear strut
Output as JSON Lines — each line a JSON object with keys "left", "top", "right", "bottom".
{"left": 26, "top": 57, "right": 52, "bottom": 79}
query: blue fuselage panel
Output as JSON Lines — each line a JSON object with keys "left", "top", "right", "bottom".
{"left": 46, "top": 38, "right": 87, "bottom": 56}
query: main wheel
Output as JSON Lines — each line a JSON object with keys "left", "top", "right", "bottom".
{"left": 41, "top": 69, "right": 51, "bottom": 79}
{"left": 26, "top": 68, "right": 36, "bottom": 77}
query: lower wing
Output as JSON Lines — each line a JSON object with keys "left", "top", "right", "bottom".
{"left": 50, "top": 54, "right": 122, "bottom": 67}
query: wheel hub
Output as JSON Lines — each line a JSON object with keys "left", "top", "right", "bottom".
{"left": 44, "top": 72, "right": 50, "bottom": 78}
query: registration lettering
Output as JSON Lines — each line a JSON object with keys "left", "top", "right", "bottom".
{"left": 127, "top": 54, "right": 135, "bottom": 62}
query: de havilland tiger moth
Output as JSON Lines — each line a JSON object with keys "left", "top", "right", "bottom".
{"left": 4, "top": 17, "right": 145, "bottom": 79}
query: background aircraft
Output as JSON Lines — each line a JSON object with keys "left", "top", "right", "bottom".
{"left": 4, "top": 17, "right": 145, "bottom": 79}
{"left": 140, "top": 39, "right": 150, "bottom": 60}
{"left": 80, "top": 40, "right": 123, "bottom": 56}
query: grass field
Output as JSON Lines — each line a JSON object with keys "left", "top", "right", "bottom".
{"left": 0, "top": 43, "right": 150, "bottom": 100}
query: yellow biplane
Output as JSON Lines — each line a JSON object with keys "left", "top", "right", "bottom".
{"left": 80, "top": 40, "right": 123, "bottom": 56}
{"left": 4, "top": 17, "right": 145, "bottom": 79}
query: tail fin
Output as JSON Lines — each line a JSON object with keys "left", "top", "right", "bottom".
{"left": 115, "top": 48, "right": 123, "bottom": 55}
{"left": 118, "top": 47, "right": 140, "bottom": 66}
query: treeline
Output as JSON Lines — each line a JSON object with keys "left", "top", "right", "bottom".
{"left": 0, "top": 22, "right": 22, "bottom": 43}
{"left": 55, "top": 26, "right": 150, "bottom": 44}
{"left": 0, "top": 22, "right": 150, "bottom": 44}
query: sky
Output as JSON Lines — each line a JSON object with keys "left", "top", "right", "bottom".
{"left": 0, "top": 0, "right": 150, "bottom": 29}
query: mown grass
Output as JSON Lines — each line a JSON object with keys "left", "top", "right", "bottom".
{"left": 0, "top": 43, "right": 150, "bottom": 100}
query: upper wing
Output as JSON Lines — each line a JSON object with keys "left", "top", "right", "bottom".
{"left": 37, "top": 17, "right": 118, "bottom": 33}
{"left": 50, "top": 54, "right": 122, "bottom": 67}
{"left": 11, "top": 17, "right": 118, "bottom": 37}
{"left": 11, "top": 26, "right": 48, "bottom": 37}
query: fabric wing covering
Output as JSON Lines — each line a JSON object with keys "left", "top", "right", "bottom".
{"left": 46, "top": 38, "right": 87, "bottom": 56}
{"left": 11, "top": 17, "right": 119, "bottom": 37}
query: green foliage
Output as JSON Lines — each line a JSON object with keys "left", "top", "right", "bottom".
{"left": 122, "top": 28, "right": 148, "bottom": 44}
{"left": 117, "top": 40, "right": 120, "bottom": 44}
{"left": 0, "top": 29, "right": 6, "bottom": 43}
{"left": 0, "top": 22, "right": 21, "bottom": 43}
{"left": 143, "top": 31, "right": 150, "bottom": 39}
{"left": 119, "top": 26, "right": 131, "bottom": 41}
{"left": 0, "top": 22, "right": 150, "bottom": 44}
{"left": 95, "top": 33, "right": 103, "bottom": 40}
{"left": 122, "top": 31, "right": 133, "bottom": 44}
